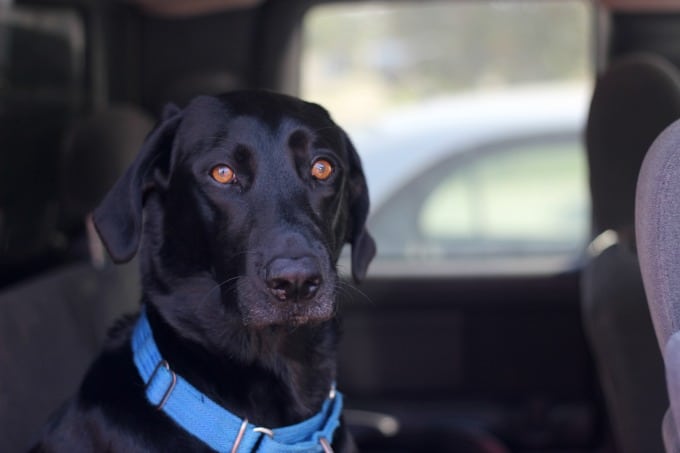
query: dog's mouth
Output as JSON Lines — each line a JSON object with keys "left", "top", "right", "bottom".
{"left": 287, "top": 312, "right": 326, "bottom": 328}
{"left": 242, "top": 295, "right": 336, "bottom": 329}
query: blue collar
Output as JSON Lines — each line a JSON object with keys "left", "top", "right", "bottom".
{"left": 131, "top": 307, "right": 343, "bottom": 453}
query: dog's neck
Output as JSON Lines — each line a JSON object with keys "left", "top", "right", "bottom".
{"left": 142, "top": 301, "right": 338, "bottom": 428}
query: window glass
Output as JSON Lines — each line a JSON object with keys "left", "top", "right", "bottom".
{"left": 420, "top": 142, "right": 586, "bottom": 247}
{"left": 0, "top": 5, "right": 84, "bottom": 100}
{"left": 0, "top": 5, "right": 85, "bottom": 266}
{"left": 301, "top": 1, "right": 592, "bottom": 275}
{"left": 369, "top": 139, "right": 588, "bottom": 257}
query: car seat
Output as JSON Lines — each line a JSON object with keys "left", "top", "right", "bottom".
{"left": 637, "top": 117, "right": 680, "bottom": 453}
{"left": 0, "top": 106, "right": 152, "bottom": 452}
{"left": 581, "top": 53, "right": 680, "bottom": 453}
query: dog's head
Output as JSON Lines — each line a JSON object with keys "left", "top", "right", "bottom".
{"left": 93, "top": 92, "right": 375, "bottom": 331}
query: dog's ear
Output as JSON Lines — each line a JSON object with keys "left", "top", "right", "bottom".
{"left": 344, "top": 132, "right": 377, "bottom": 283}
{"left": 93, "top": 104, "right": 183, "bottom": 263}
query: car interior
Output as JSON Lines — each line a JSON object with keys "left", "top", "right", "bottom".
{"left": 2, "top": 0, "right": 680, "bottom": 452}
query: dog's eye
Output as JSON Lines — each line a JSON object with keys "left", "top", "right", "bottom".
{"left": 211, "top": 165, "right": 236, "bottom": 184}
{"left": 311, "top": 159, "right": 333, "bottom": 181}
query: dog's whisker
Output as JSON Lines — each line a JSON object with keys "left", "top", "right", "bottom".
{"left": 336, "top": 280, "right": 373, "bottom": 305}
{"left": 231, "top": 249, "right": 260, "bottom": 258}
{"left": 200, "top": 275, "right": 243, "bottom": 304}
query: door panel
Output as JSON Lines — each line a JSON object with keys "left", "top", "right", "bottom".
{"left": 338, "top": 272, "right": 601, "bottom": 451}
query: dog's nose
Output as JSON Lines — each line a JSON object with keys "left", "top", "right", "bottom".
{"left": 266, "top": 257, "right": 322, "bottom": 302}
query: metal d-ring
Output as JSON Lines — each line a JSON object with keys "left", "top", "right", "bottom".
{"left": 319, "top": 437, "right": 334, "bottom": 453}
{"left": 147, "top": 359, "right": 177, "bottom": 410}
{"left": 253, "top": 426, "right": 275, "bottom": 438}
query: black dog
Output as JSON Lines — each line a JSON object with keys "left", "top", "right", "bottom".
{"left": 32, "top": 91, "right": 375, "bottom": 452}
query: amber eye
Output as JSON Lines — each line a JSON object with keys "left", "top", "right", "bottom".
{"left": 211, "top": 164, "right": 236, "bottom": 184}
{"left": 311, "top": 159, "right": 333, "bottom": 181}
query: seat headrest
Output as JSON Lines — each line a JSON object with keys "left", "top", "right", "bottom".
{"left": 60, "top": 106, "right": 154, "bottom": 229}
{"left": 636, "top": 118, "right": 680, "bottom": 349}
{"left": 152, "top": 72, "right": 241, "bottom": 111}
{"left": 7, "top": 24, "right": 75, "bottom": 90}
{"left": 588, "top": 54, "right": 680, "bottom": 236}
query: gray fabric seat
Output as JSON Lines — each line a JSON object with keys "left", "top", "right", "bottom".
{"left": 0, "top": 106, "right": 152, "bottom": 452}
{"left": 582, "top": 54, "right": 680, "bottom": 453}
{"left": 0, "top": 261, "right": 140, "bottom": 451}
{"left": 637, "top": 118, "right": 680, "bottom": 453}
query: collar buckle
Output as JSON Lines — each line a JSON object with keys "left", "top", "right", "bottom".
{"left": 147, "top": 359, "right": 177, "bottom": 410}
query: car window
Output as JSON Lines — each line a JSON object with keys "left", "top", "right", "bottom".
{"left": 301, "top": 0, "right": 593, "bottom": 275}
{"left": 0, "top": 4, "right": 85, "bottom": 271}
{"left": 371, "top": 137, "right": 587, "bottom": 259}
{"left": 0, "top": 5, "right": 84, "bottom": 100}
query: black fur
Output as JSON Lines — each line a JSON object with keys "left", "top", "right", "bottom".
{"left": 31, "top": 91, "right": 375, "bottom": 452}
